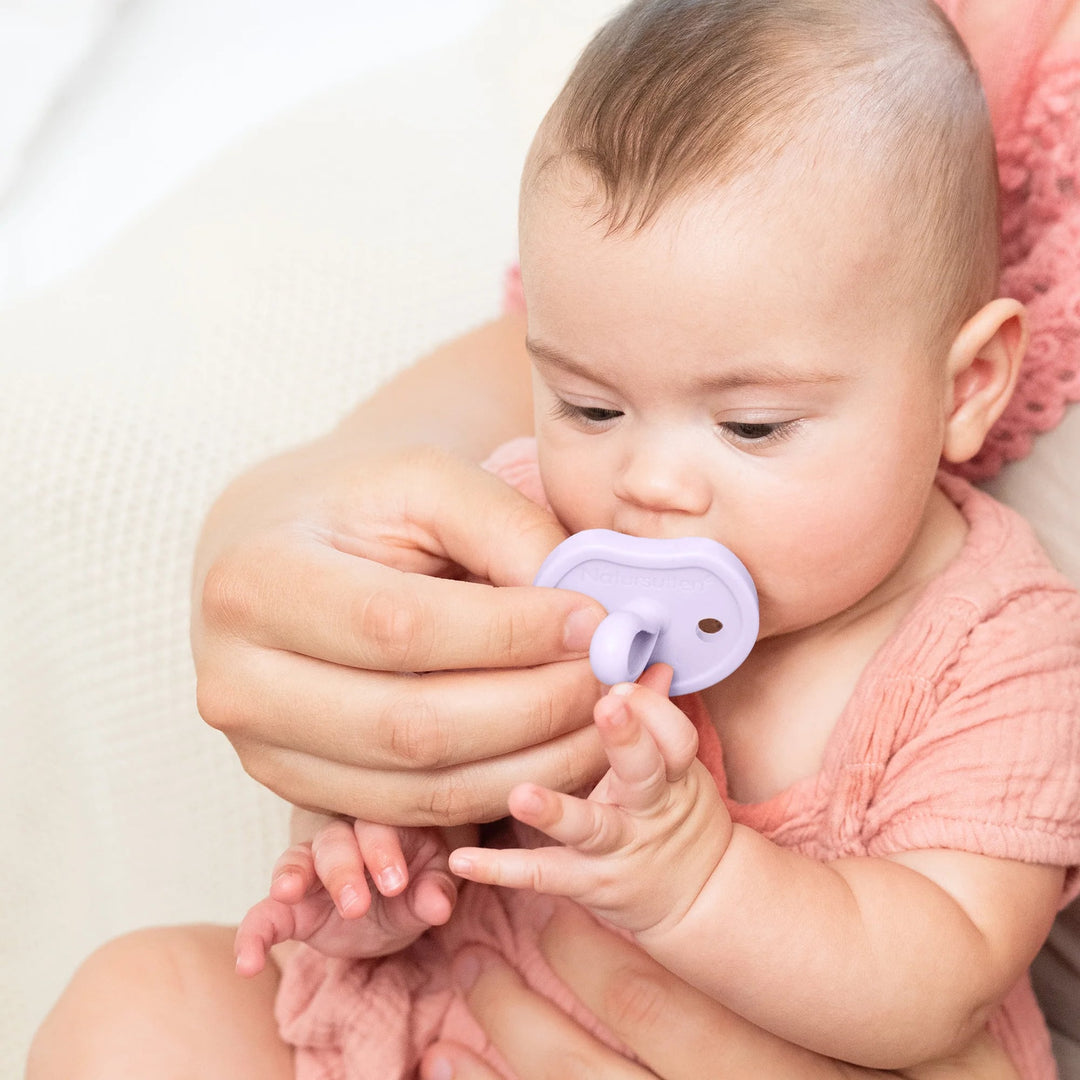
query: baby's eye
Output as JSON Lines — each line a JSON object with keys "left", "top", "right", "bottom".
{"left": 550, "top": 399, "right": 624, "bottom": 426}
{"left": 720, "top": 420, "right": 797, "bottom": 445}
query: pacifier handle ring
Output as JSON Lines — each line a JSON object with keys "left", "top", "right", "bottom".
{"left": 590, "top": 607, "right": 663, "bottom": 686}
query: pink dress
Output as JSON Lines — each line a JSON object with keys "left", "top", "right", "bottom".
{"left": 276, "top": 440, "right": 1080, "bottom": 1080}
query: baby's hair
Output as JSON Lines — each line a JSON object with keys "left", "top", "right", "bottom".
{"left": 526, "top": 0, "right": 1000, "bottom": 347}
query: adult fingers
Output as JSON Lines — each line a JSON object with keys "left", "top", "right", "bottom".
{"left": 237, "top": 722, "right": 607, "bottom": 826}
{"left": 200, "top": 538, "right": 604, "bottom": 673}
{"left": 428, "top": 947, "right": 658, "bottom": 1080}
{"left": 376, "top": 447, "right": 571, "bottom": 586}
{"left": 201, "top": 648, "right": 603, "bottom": 772}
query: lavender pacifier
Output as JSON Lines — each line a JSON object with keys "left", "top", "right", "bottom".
{"left": 534, "top": 530, "right": 759, "bottom": 695}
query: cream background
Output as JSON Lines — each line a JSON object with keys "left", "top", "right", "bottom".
{"left": 2, "top": 2, "right": 1076, "bottom": 1077}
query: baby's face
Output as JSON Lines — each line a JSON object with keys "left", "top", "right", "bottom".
{"left": 521, "top": 171, "right": 957, "bottom": 639}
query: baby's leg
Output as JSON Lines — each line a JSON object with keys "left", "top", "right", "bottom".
{"left": 26, "top": 924, "right": 292, "bottom": 1080}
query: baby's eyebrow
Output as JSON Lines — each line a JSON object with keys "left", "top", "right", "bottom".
{"left": 526, "top": 337, "right": 848, "bottom": 391}
{"left": 696, "top": 364, "right": 850, "bottom": 391}
{"left": 526, "top": 338, "right": 594, "bottom": 377}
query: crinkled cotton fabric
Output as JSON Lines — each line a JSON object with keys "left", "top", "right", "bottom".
{"left": 275, "top": 438, "right": 1080, "bottom": 1080}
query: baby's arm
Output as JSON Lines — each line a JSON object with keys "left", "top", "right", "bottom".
{"left": 235, "top": 813, "right": 467, "bottom": 975}
{"left": 451, "top": 673, "right": 1063, "bottom": 1070}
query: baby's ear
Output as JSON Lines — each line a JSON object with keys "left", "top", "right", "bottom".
{"left": 942, "top": 298, "right": 1028, "bottom": 464}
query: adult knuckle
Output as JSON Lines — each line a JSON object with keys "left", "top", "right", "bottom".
{"left": 418, "top": 771, "right": 483, "bottom": 828}
{"left": 520, "top": 680, "right": 562, "bottom": 743}
{"left": 505, "top": 495, "right": 555, "bottom": 547}
{"left": 500, "top": 600, "right": 542, "bottom": 664}
{"left": 199, "top": 552, "right": 258, "bottom": 634}
{"left": 354, "top": 586, "right": 430, "bottom": 671}
{"left": 380, "top": 691, "right": 451, "bottom": 768}
{"left": 194, "top": 670, "right": 250, "bottom": 736}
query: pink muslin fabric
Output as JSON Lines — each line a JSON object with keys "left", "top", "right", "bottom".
{"left": 275, "top": 439, "right": 1080, "bottom": 1080}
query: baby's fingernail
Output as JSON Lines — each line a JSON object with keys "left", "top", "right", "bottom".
{"left": 435, "top": 874, "right": 458, "bottom": 905}
{"left": 339, "top": 884, "right": 363, "bottom": 914}
{"left": 564, "top": 606, "right": 602, "bottom": 652}
{"left": 453, "top": 951, "right": 482, "bottom": 991}
{"left": 379, "top": 866, "right": 405, "bottom": 894}
{"left": 424, "top": 1056, "right": 454, "bottom": 1080}
{"left": 611, "top": 682, "right": 635, "bottom": 697}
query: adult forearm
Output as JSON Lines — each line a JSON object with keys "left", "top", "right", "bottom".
{"left": 333, "top": 312, "right": 532, "bottom": 459}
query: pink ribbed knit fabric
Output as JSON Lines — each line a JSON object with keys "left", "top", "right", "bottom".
{"left": 940, "top": 0, "right": 1080, "bottom": 480}
{"left": 504, "top": 4, "right": 1080, "bottom": 483}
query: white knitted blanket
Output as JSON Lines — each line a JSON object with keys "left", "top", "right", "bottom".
{"left": 2, "top": 1, "right": 1077, "bottom": 1076}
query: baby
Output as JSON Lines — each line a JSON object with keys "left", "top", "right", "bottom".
{"left": 236, "top": 1, "right": 1080, "bottom": 1077}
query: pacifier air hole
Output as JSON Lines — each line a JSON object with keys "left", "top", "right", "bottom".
{"left": 697, "top": 617, "right": 723, "bottom": 635}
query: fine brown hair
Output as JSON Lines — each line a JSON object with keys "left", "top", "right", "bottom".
{"left": 525, "top": 0, "right": 1001, "bottom": 346}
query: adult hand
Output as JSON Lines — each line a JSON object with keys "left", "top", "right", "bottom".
{"left": 420, "top": 904, "right": 1020, "bottom": 1080}
{"left": 192, "top": 438, "right": 606, "bottom": 824}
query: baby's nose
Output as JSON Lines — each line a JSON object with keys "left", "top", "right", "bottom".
{"left": 613, "top": 436, "right": 713, "bottom": 517}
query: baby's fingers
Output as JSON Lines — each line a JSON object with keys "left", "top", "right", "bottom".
{"left": 234, "top": 898, "right": 298, "bottom": 978}
{"left": 352, "top": 820, "right": 410, "bottom": 897}
{"left": 505, "top": 782, "right": 626, "bottom": 854}
{"left": 311, "top": 819, "right": 371, "bottom": 918}
{"left": 593, "top": 682, "right": 696, "bottom": 811}
{"left": 269, "top": 842, "right": 317, "bottom": 904}
{"left": 449, "top": 844, "right": 581, "bottom": 898}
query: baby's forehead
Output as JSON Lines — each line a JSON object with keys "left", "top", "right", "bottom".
{"left": 523, "top": 143, "right": 907, "bottom": 266}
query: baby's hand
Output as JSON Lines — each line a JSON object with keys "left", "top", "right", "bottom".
{"left": 234, "top": 819, "right": 458, "bottom": 976}
{"left": 449, "top": 665, "right": 733, "bottom": 937}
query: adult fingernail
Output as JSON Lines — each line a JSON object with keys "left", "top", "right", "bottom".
{"left": 448, "top": 851, "right": 473, "bottom": 876}
{"left": 564, "top": 606, "right": 602, "bottom": 652}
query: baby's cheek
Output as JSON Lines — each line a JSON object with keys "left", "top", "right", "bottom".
{"left": 540, "top": 461, "right": 609, "bottom": 534}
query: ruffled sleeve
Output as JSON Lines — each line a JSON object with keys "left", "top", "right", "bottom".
{"left": 862, "top": 581, "right": 1080, "bottom": 905}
